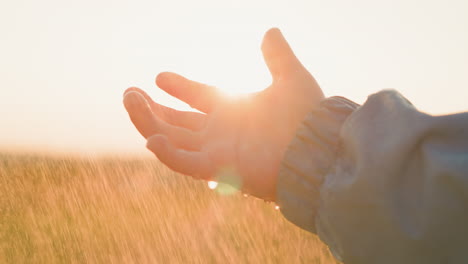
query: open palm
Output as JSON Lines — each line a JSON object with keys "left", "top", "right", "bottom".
{"left": 124, "top": 28, "right": 324, "bottom": 201}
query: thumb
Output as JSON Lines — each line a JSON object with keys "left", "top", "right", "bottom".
{"left": 261, "top": 28, "right": 304, "bottom": 82}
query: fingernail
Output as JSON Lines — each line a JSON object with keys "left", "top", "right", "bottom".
{"left": 123, "top": 91, "right": 146, "bottom": 108}
{"left": 123, "top": 87, "right": 137, "bottom": 98}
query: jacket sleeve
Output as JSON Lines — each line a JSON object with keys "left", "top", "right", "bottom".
{"left": 276, "top": 90, "right": 468, "bottom": 264}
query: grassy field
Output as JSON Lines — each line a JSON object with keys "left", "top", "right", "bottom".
{"left": 0, "top": 152, "right": 339, "bottom": 263}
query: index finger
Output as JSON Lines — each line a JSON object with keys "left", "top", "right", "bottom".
{"left": 156, "top": 72, "right": 221, "bottom": 113}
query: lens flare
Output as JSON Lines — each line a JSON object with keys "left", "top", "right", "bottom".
{"left": 207, "top": 166, "right": 242, "bottom": 195}
{"left": 207, "top": 181, "right": 218, "bottom": 189}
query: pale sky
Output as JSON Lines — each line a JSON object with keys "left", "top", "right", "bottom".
{"left": 1, "top": 0, "right": 467, "bottom": 154}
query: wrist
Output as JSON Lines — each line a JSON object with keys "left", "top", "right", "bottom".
{"left": 275, "top": 96, "right": 359, "bottom": 232}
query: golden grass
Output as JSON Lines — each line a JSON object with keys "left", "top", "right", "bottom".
{"left": 0, "top": 153, "right": 339, "bottom": 263}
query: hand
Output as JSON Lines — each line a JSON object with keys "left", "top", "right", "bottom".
{"left": 123, "top": 28, "right": 324, "bottom": 201}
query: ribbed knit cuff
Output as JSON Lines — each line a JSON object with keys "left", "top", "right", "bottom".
{"left": 276, "top": 96, "right": 359, "bottom": 233}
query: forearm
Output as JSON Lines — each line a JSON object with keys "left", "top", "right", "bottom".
{"left": 277, "top": 90, "right": 468, "bottom": 263}
{"left": 276, "top": 96, "right": 358, "bottom": 233}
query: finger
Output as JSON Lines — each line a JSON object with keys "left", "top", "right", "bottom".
{"left": 124, "top": 87, "right": 207, "bottom": 131}
{"left": 147, "top": 135, "right": 214, "bottom": 179}
{"left": 123, "top": 91, "right": 202, "bottom": 150}
{"left": 261, "top": 28, "right": 305, "bottom": 82}
{"left": 123, "top": 91, "right": 157, "bottom": 138}
{"left": 156, "top": 72, "right": 220, "bottom": 113}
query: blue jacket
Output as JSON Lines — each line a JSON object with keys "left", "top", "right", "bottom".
{"left": 277, "top": 90, "right": 468, "bottom": 263}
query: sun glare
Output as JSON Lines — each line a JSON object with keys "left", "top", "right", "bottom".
{"left": 213, "top": 83, "right": 268, "bottom": 103}
{"left": 206, "top": 59, "right": 271, "bottom": 98}
{"left": 217, "top": 85, "right": 261, "bottom": 97}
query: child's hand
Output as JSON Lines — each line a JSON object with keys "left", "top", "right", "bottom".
{"left": 123, "top": 28, "right": 323, "bottom": 201}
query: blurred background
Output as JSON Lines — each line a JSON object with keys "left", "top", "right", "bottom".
{"left": 1, "top": 0, "right": 467, "bottom": 155}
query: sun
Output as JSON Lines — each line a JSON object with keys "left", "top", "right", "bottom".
{"left": 217, "top": 85, "right": 264, "bottom": 97}
{"left": 202, "top": 56, "right": 271, "bottom": 97}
